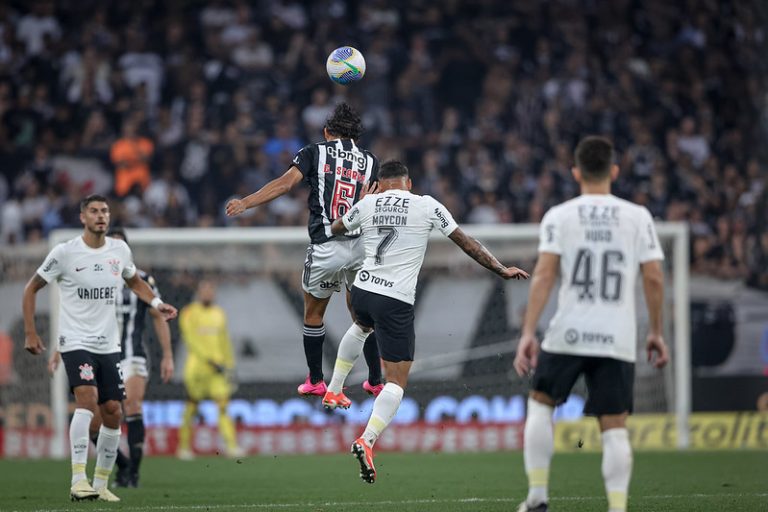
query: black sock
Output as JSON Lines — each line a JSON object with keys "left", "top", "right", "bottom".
{"left": 126, "top": 414, "right": 145, "bottom": 476}
{"left": 363, "top": 331, "right": 382, "bottom": 386}
{"left": 303, "top": 324, "right": 325, "bottom": 383}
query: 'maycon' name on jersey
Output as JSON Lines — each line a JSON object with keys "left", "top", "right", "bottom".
{"left": 373, "top": 196, "right": 411, "bottom": 226}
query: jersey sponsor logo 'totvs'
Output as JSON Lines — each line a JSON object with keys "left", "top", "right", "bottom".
{"left": 359, "top": 270, "right": 394, "bottom": 288}
{"left": 564, "top": 329, "right": 614, "bottom": 345}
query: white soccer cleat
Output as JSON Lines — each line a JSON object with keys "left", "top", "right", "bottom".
{"left": 226, "top": 446, "right": 245, "bottom": 459}
{"left": 97, "top": 487, "right": 121, "bottom": 502}
{"left": 176, "top": 448, "right": 196, "bottom": 461}
{"left": 69, "top": 479, "right": 99, "bottom": 501}
{"left": 516, "top": 501, "right": 548, "bottom": 512}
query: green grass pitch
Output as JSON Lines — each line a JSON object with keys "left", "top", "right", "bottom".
{"left": 0, "top": 451, "right": 765, "bottom": 511}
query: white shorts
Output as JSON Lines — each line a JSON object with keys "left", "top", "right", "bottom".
{"left": 120, "top": 356, "right": 149, "bottom": 380}
{"left": 302, "top": 238, "right": 364, "bottom": 299}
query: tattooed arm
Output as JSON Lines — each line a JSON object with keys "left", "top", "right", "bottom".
{"left": 447, "top": 228, "right": 530, "bottom": 280}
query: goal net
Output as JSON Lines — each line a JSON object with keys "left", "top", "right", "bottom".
{"left": 1, "top": 223, "right": 689, "bottom": 457}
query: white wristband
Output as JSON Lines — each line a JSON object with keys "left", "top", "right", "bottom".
{"left": 150, "top": 297, "right": 163, "bottom": 309}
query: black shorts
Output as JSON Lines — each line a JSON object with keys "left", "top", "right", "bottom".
{"left": 61, "top": 350, "right": 125, "bottom": 404}
{"left": 351, "top": 286, "right": 415, "bottom": 363}
{"left": 531, "top": 350, "right": 634, "bottom": 416}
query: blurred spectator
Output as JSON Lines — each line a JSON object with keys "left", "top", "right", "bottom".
{"left": 0, "top": 0, "right": 763, "bottom": 291}
{"left": 110, "top": 118, "right": 154, "bottom": 197}
{"left": 16, "top": 1, "right": 60, "bottom": 56}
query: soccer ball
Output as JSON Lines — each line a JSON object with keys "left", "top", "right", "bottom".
{"left": 326, "top": 46, "right": 366, "bottom": 85}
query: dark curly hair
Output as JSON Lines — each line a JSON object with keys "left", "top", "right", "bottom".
{"left": 325, "top": 102, "right": 363, "bottom": 140}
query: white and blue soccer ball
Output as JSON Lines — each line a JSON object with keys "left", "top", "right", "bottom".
{"left": 326, "top": 46, "right": 366, "bottom": 85}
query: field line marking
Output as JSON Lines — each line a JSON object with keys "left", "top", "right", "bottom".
{"left": 15, "top": 493, "right": 768, "bottom": 512}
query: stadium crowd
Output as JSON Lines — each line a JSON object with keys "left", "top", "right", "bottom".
{"left": 0, "top": 0, "right": 765, "bottom": 287}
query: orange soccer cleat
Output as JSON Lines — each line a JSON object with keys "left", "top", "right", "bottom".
{"left": 322, "top": 390, "right": 352, "bottom": 410}
{"left": 351, "top": 437, "right": 376, "bottom": 484}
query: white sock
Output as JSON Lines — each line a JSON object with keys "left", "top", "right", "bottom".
{"left": 361, "top": 382, "right": 403, "bottom": 447}
{"left": 92, "top": 425, "right": 121, "bottom": 490}
{"left": 70, "top": 408, "right": 93, "bottom": 486}
{"left": 602, "top": 428, "right": 632, "bottom": 512}
{"left": 328, "top": 323, "right": 370, "bottom": 394}
{"left": 524, "top": 398, "right": 554, "bottom": 506}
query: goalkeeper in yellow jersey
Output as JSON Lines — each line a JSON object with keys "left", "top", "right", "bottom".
{"left": 177, "top": 280, "right": 242, "bottom": 459}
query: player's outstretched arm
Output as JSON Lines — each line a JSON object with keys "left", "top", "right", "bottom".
{"left": 447, "top": 228, "right": 530, "bottom": 280}
{"left": 149, "top": 308, "right": 174, "bottom": 382}
{"left": 225, "top": 166, "right": 303, "bottom": 216}
{"left": 641, "top": 260, "right": 669, "bottom": 368}
{"left": 513, "top": 252, "right": 559, "bottom": 376}
{"left": 124, "top": 274, "right": 178, "bottom": 321}
{"left": 22, "top": 273, "right": 47, "bottom": 355}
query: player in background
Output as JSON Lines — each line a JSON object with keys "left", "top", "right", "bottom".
{"left": 109, "top": 228, "right": 174, "bottom": 486}
{"left": 328, "top": 161, "right": 529, "bottom": 482}
{"left": 513, "top": 137, "right": 669, "bottom": 512}
{"left": 47, "top": 227, "right": 174, "bottom": 488}
{"left": 177, "top": 280, "right": 241, "bottom": 460}
{"left": 225, "top": 103, "right": 384, "bottom": 398}
{"left": 23, "top": 195, "right": 177, "bottom": 502}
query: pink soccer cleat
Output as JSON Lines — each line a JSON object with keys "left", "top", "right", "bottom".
{"left": 362, "top": 380, "right": 384, "bottom": 397}
{"left": 297, "top": 376, "right": 327, "bottom": 396}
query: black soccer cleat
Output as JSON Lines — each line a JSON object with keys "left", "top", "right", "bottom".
{"left": 111, "top": 467, "right": 131, "bottom": 489}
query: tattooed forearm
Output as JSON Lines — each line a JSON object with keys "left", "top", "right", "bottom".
{"left": 448, "top": 228, "right": 506, "bottom": 276}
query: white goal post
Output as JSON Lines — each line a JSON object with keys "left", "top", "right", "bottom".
{"left": 47, "top": 222, "right": 689, "bottom": 457}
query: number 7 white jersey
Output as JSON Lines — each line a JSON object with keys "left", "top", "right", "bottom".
{"left": 539, "top": 194, "right": 664, "bottom": 362}
{"left": 341, "top": 190, "right": 459, "bottom": 305}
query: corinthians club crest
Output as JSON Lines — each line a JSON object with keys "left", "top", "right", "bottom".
{"left": 108, "top": 259, "right": 120, "bottom": 276}
{"left": 79, "top": 363, "right": 95, "bottom": 381}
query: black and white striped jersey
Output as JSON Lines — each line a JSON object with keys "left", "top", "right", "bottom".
{"left": 116, "top": 269, "right": 159, "bottom": 360}
{"left": 291, "top": 138, "right": 379, "bottom": 244}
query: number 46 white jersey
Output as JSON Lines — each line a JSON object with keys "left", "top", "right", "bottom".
{"left": 342, "top": 189, "right": 458, "bottom": 305}
{"left": 539, "top": 194, "right": 664, "bottom": 363}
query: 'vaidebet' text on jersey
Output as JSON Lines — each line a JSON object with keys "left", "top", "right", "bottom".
{"left": 292, "top": 139, "right": 378, "bottom": 244}
{"left": 342, "top": 190, "right": 458, "bottom": 305}
{"left": 37, "top": 236, "right": 137, "bottom": 354}
{"left": 538, "top": 194, "right": 664, "bottom": 362}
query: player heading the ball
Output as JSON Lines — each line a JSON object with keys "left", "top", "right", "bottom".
{"left": 327, "top": 160, "right": 529, "bottom": 483}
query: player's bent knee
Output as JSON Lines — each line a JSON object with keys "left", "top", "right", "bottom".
{"left": 73, "top": 386, "right": 99, "bottom": 411}
{"left": 529, "top": 390, "right": 557, "bottom": 407}
{"left": 124, "top": 399, "right": 143, "bottom": 416}
{"left": 355, "top": 321, "right": 373, "bottom": 333}
{"left": 598, "top": 413, "right": 628, "bottom": 431}
{"left": 100, "top": 400, "right": 123, "bottom": 428}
